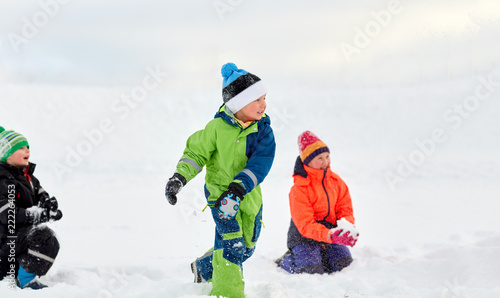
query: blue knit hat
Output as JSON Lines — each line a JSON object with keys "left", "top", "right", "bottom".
{"left": 0, "top": 126, "right": 30, "bottom": 162}
{"left": 221, "top": 62, "right": 267, "bottom": 113}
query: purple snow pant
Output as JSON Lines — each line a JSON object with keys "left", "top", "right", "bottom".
{"left": 281, "top": 244, "right": 353, "bottom": 274}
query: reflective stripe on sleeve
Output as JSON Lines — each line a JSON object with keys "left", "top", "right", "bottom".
{"left": 0, "top": 203, "right": 10, "bottom": 214}
{"left": 240, "top": 169, "right": 258, "bottom": 189}
{"left": 178, "top": 158, "right": 202, "bottom": 173}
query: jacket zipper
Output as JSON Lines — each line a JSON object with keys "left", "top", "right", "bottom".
{"left": 321, "top": 169, "right": 331, "bottom": 222}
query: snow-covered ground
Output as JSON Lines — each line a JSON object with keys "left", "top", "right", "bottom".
{"left": 1, "top": 1, "right": 500, "bottom": 297}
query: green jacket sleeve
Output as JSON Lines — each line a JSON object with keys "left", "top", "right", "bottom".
{"left": 175, "top": 121, "right": 216, "bottom": 183}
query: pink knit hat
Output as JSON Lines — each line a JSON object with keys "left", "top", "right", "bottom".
{"left": 297, "top": 131, "right": 329, "bottom": 165}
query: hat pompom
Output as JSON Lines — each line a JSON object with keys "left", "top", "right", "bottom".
{"left": 298, "top": 131, "right": 318, "bottom": 152}
{"left": 0, "top": 127, "right": 4, "bottom": 133}
{"left": 221, "top": 62, "right": 238, "bottom": 79}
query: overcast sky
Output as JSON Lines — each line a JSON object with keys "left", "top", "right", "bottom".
{"left": 1, "top": 0, "right": 499, "bottom": 88}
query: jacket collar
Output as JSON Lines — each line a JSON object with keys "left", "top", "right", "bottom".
{"left": 293, "top": 156, "right": 308, "bottom": 178}
{"left": 293, "top": 156, "right": 331, "bottom": 181}
{"left": 0, "top": 162, "right": 36, "bottom": 177}
{"left": 214, "top": 104, "right": 269, "bottom": 130}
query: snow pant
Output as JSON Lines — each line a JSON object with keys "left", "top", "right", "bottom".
{"left": 281, "top": 244, "right": 352, "bottom": 274}
{"left": 194, "top": 204, "right": 263, "bottom": 298}
{"left": 0, "top": 225, "right": 59, "bottom": 281}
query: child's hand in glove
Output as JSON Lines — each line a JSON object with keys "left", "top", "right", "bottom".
{"left": 165, "top": 173, "right": 187, "bottom": 205}
{"left": 215, "top": 182, "right": 245, "bottom": 220}
{"left": 329, "top": 218, "right": 359, "bottom": 247}
{"left": 40, "top": 196, "right": 63, "bottom": 221}
{"left": 26, "top": 206, "right": 48, "bottom": 225}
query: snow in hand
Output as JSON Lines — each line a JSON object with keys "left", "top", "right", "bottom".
{"left": 335, "top": 218, "right": 359, "bottom": 240}
{"left": 331, "top": 218, "right": 359, "bottom": 247}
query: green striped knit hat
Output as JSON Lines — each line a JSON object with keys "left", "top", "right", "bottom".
{"left": 0, "top": 126, "right": 30, "bottom": 162}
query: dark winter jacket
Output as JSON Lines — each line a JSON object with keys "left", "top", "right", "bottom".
{"left": 287, "top": 157, "right": 354, "bottom": 249}
{"left": 0, "top": 162, "right": 49, "bottom": 256}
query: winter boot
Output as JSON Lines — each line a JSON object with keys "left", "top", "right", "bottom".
{"left": 22, "top": 277, "right": 48, "bottom": 290}
{"left": 191, "top": 261, "right": 205, "bottom": 283}
{"left": 275, "top": 250, "right": 292, "bottom": 267}
{"left": 17, "top": 266, "right": 48, "bottom": 290}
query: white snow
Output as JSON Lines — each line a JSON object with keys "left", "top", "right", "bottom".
{"left": 1, "top": 0, "right": 500, "bottom": 297}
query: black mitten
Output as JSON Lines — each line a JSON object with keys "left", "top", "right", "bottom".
{"left": 26, "top": 207, "right": 49, "bottom": 225}
{"left": 165, "top": 173, "right": 187, "bottom": 205}
{"left": 40, "top": 197, "right": 63, "bottom": 221}
{"left": 214, "top": 182, "right": 245, "bottom": 220}
{"left": 50, "top": 210, "right": 63, "bottom": 221}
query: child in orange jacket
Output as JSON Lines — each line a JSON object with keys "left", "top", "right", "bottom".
{"left": 277, "top": 131, "right": 359, "bottom": 274}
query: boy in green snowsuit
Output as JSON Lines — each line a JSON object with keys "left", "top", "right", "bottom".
{"left": 165, "top": 62, "right": 275, "bottom": 298}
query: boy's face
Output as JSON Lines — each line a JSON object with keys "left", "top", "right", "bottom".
{"left": 234, "top": 95, "right": 267, "bottom": 123}
{"left": 6, "top": 146, "right": 30, "bottom": 167}
{"left": 308, "top": 152, "right": 330, "bottom": 170}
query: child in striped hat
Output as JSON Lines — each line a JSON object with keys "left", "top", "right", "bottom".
{"left": 276, "top": 130, "right": 359, "bottom": 274}
{"left": 0, "top": 127, "right": 62, "bottom": 289}
{"left": 164, "top": 63, "right": 275, "bottom": 298}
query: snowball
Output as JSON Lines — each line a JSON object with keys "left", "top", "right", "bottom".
{"left": 336, "top": 217, "right": 359, "bottom": 239}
